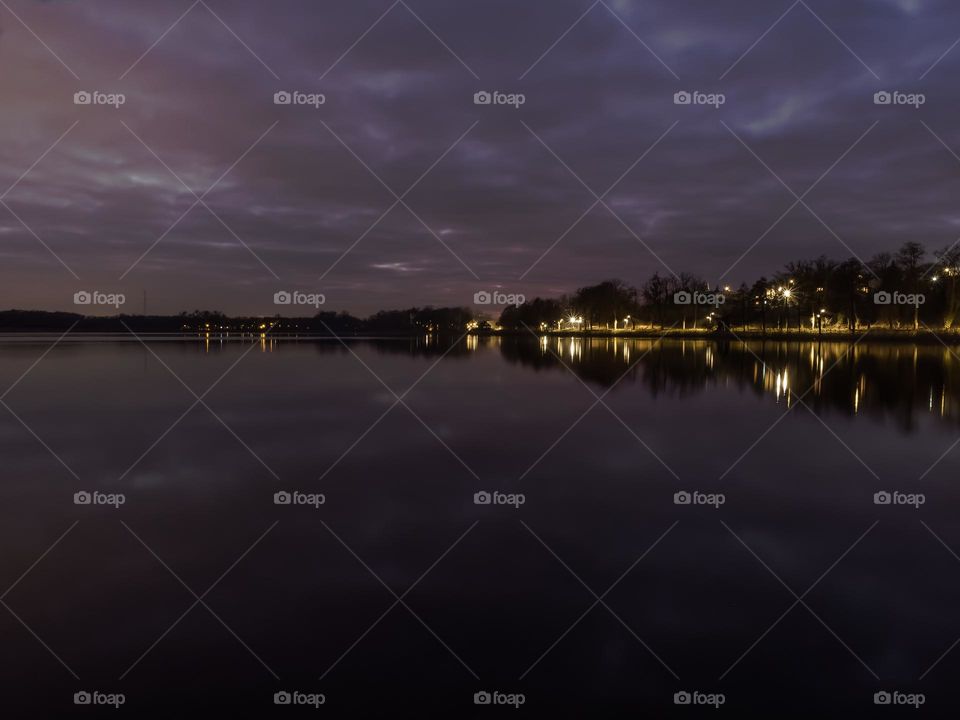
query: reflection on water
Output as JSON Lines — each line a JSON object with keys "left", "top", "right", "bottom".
{"left": 2, "top": 334, "right": 960, "bottom": 714}
{"left": 497, "top": 336, "right": 959, "bottom": 432}
{"left": 312, "top": 334, "right": 957, "bottom": 433}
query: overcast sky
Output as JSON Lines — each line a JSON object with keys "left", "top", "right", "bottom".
{"left": 1, "top": 0, "right": 959, "bottom": 315}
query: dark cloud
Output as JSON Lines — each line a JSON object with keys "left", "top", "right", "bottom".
{"left": 1, "top": 0, "right": 959, "bottom": 314}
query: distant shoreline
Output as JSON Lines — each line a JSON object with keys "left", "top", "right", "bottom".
{"left": 2, "top": 327, "right": 960, "bottom": 346}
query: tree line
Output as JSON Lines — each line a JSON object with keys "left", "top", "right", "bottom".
{"left": 497, "top": 242, "right": 960, "bottom": 332}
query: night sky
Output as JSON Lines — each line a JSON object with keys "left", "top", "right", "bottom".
{"left": 1, "top": 0, "right": 959, "bottom": 315}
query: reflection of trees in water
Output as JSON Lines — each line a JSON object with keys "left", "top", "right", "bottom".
{"left": 495, "top": 336, "right": 960, "bottom": 432}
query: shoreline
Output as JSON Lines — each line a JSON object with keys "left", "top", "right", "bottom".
{"left": 488, "top": 327, "right": 960, "bottom": 344}
{"left": 2, "top": 327, "right": 960, "bottom": 345}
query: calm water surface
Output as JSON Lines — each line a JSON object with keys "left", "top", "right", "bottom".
{"left": 1, "top": 335, "right": 959, "bottom": 716}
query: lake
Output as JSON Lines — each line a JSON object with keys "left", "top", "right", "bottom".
{"left": 0, "top": 334, "right": 958, "bottom": 715}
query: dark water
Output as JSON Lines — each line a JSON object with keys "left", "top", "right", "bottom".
{"left": 1, "top": 334, "right": 959, "bottom": 716}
